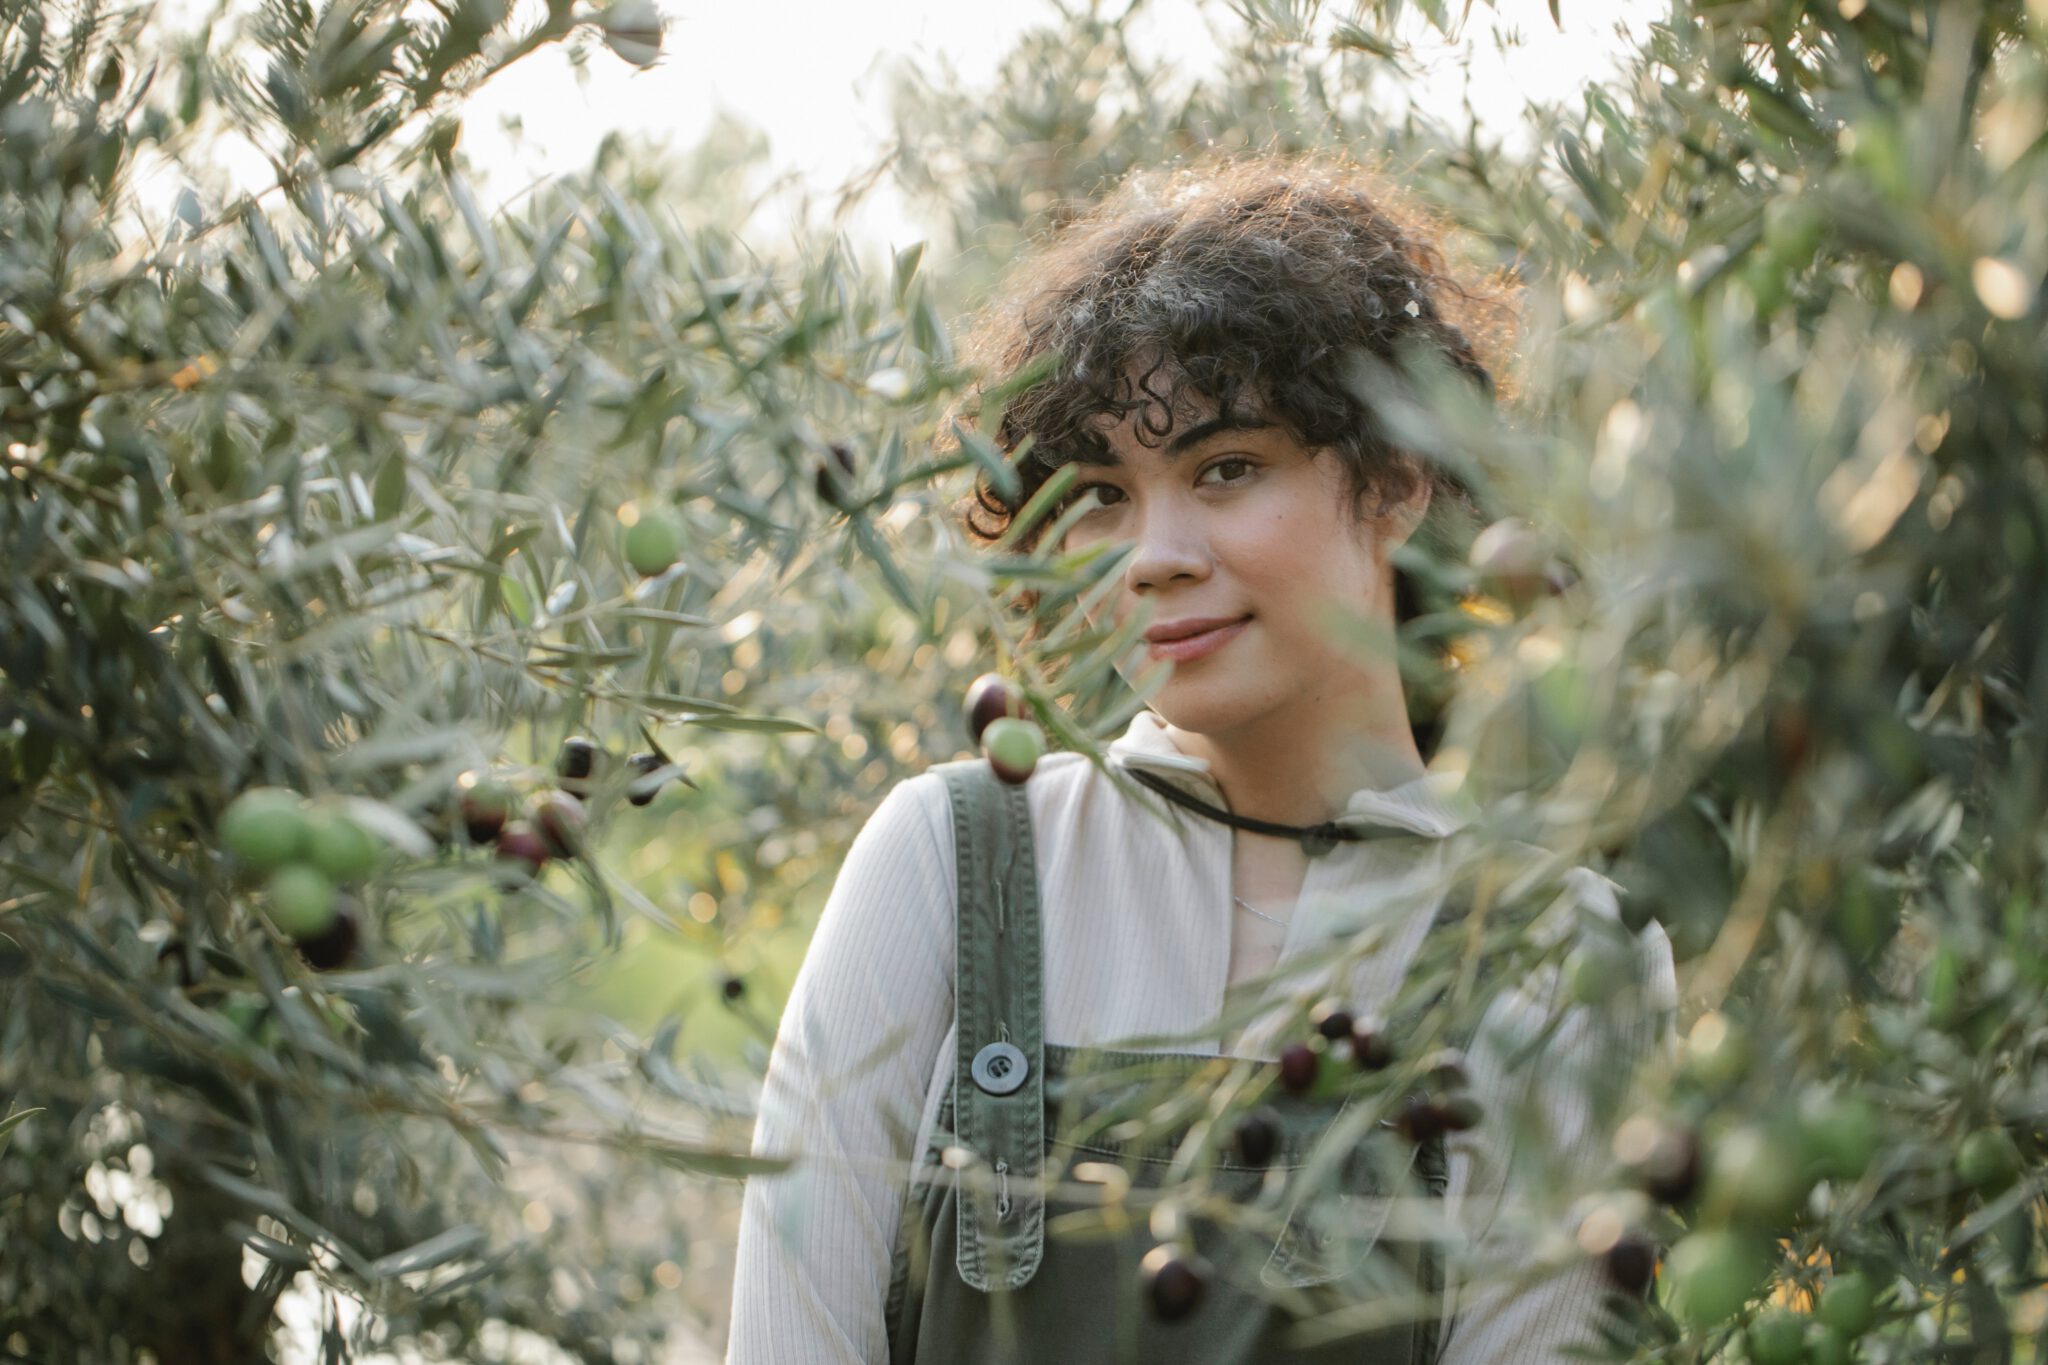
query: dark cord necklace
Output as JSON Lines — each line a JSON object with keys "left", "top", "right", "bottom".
{"left": 1119, "top": 765, "right": 1422, "bottom": 858}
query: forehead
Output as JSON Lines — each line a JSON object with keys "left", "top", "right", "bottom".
{"left": 1074, "top": 357, "right": 1272, "bottom": 466}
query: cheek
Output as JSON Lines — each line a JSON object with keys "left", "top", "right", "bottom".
{"left": 1228, "top": 508, "right": 1345, "bottom": 589}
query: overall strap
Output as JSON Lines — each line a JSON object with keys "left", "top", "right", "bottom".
{"left": 935, "top": 759, "right": 1047, "bottom": 1293}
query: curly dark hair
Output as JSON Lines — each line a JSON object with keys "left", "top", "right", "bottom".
{"left": 942, "top": 152, "right": 1520, "bottom": 752}
{"left": 947, "top": 152, "right": 1514, "bottom": 538}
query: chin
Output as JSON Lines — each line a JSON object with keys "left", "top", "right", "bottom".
{"left": 1142, "top": 677, "right": 1271, "bottom": 739}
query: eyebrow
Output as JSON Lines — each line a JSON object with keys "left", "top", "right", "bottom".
{"left": 1070, "top": 413, "right": 1273, "bottom": 469}
{"left": 1165, "top": 414, "right": 1272, "bottom": 457}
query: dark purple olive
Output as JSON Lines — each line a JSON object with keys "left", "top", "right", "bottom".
{"left": 1603, "top": 1232, "right": 1658, "bottom": 1298}
{"left": 1311, "top": 999, "right": 1354, "bottom": 1042}
{"left": 556, "top": 736, "right": 598, "bottom": 794}
{"left": 815, "top": 441, "right": 857, "bottom": 511}
{"left": 1232, "top": 1111, "right": 1280, "bottom": 1167}
{"left": 625, "top": 752, "right": 665, "bottom": 806}
{"left": 530, "top": 791, "right": 586, "bottom": 859}
{"left": 296, "top": 901, "right": 360, "bottom": 971}
{"left": 495, "top": 822, "right": 550, "bottom": 879}
{"left": 1439, "top": 1093, "right": 1484, "bottom": 1132}
{"left": 1628, "top": 1121, "right": 1704, "bottom": 1206}
{"left": 1278, "top": 1042, "right": 1320, "bottom": 1096}
{"left": 962, "top": 673, "right": 1027, "bottom": 747}
{"left": 1395, "top": 1096, "right": 1451, "bottom": 1144}
{"left": 1140, "top": 1245, "right": 1208, "bottom": 1322}
{"left": 1350, "top": 1015, "right": 1395, "bottom": 1071}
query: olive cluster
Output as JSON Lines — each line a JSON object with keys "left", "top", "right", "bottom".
{"left": 218, "top": 787, "right": 383, "bottom": 969}
{"left": 1271, "top": 1002, "right": 1483, "bottom": 1144}
{"left": 1133, "top": 1006, "right": 1484, "bottom": 1324}
{"left": 962, "top": 674, "right": 1046, "bottom": 785}
{"left": 1600, "top": 1014, "right": 1946, "bottom": 1358}
{"left": 459, "top": 736, "right": 684, "bottom": 880}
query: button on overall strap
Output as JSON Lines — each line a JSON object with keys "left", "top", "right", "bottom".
{"left": 936, "top": 759, "right": 1047, "bottom": 1293}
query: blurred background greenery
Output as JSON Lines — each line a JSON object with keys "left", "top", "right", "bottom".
{"left": 4, "top": 0, "right": 2046, "bottom": 1360}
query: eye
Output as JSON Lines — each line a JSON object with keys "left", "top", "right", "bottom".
{"left": 1060, "top": 457, "right": 1257, "bottom": 518}
{"left": 1062, "top": 480, "right": 1124, "bottom": 516}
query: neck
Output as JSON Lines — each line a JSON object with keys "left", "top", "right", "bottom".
{"left": 1161, "top": 672, "right": 1427, "bottom": 834}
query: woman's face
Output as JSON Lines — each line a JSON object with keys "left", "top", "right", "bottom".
{"left": 1056, "top": 385, "right": 1428, "bottom": 738}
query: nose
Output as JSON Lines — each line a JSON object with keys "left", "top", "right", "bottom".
{"left": 1124, "top": 501, "right": 1211, "bottom": 593}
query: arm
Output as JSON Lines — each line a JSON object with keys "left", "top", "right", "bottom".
{"left": 1436, "top": 867, "right": 1680, "bottom": 1364}
{"left": 727, "top": 774, "right": 956, "bottom": 1365}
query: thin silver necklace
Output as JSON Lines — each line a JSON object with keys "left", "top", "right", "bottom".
{"left": 1232, "top": 894, "right": 1290, "bottom": 928}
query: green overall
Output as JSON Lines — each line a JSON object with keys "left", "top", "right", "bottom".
{"left": 883, "top": 759, "right": 1454, "bottom": 1365}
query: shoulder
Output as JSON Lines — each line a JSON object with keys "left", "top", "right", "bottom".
{"left": 867, "top": 750, "right": 1096, "bottom": 853}
{"left": 836, "top": 770, "right": 956, "bottom": 894}
{"left": 1445, "top": 837, "right": 1679, "bottom": 1023}
{"left": 876, "top": 768, "right": 957, "bottom": 842}
{"left": 918, "top": 750, "right": 1103, "bottom": 825}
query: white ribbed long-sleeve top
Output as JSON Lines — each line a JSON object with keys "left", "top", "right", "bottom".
{"left": 727, "top": 709, "right": 1678, "bottom": 1363}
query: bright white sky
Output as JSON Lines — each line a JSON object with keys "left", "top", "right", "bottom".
{"left": 450, "top": 0, "right": 1648, "bottom": 259}
{"left": 140, "top": 0, "right": 1646, "bottom": 267}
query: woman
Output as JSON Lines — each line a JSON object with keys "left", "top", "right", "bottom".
{"left": 727, "top": 155, "right": 1676, "bottom": 1364}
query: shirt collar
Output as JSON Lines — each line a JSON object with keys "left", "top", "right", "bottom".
{"left": 1104, "top": 708, "right": 1477, "bottom": 840}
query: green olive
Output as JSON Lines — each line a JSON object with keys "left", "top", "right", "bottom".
{"left": 1799, "top": 1090, "right": 1880, "bottom": 1183}
{"left": 1746, "top": 1307, "right": 1807, "bottom": 1365}
{"left": 306, "top": 810, "right": 380, "bottom": 884}
{"left": 1805, "top": 1321, "right": 1853, "bottom": 1365}
{"left": 1663, "top": 1228, "right": 1768, "bottom": 1331}
{"left": 1683, "top": 1014, "right": 1751, "bottom": 1093}
{"left": 221, "top": 787, "right": 311, "bottom": 870}
{"left": 983, "top": 716, "right": 1047, "bottom": 785}
{"left": 266, "top": 864, "right": 338, "bottom": 939}
{"left": 1817, "top": 1269, "right": 1878, "bottom": 1337}
{"left": 1706, "top": 1121, "right": 1811, "bottom": 1226}
{"left": 623, "top": 509, "right": 684, "bottom": 576}
{"left": 1956, "top": 1127, "right": 2023, "bottom": 1194}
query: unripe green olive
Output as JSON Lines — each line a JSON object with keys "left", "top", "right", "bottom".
{"left": 1817, "top": 1269, "right": 1878, "bottom": 1337}
{"left": 222, "top": 787, "right": 311, "bottom": 870}
{"left": 306, "top": 810, "right": 379, "bottom": 884}
{"left": 1956, "top": 1127, "right": 2023, "bottom": 1194}
{"left": 1798, "top": 1089, "right": 1879, "bottom": 1183}
{"left": 1663, "top": 1228, "right": 1767, "bottom": 1331}
{"left": 623, "top": 509, "right": 684, "bottom": 577}
{"left": 1746, "top": 1308, "right": 1807, "bottom": 1365}
{"left": 982, "top": 716, "right": 1046, "bottom": 785}
{"left": 267, "top": 863, "right": 338, "bottom": 938}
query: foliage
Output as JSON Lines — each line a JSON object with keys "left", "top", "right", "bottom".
{"left": 3, "top": 0, "right": 2047, "bottom": 1358}
{"left": 0, "top": 0, "right": 967, "bottom": 1357}
{"left": 885, "top": 0, "right": 2048, "bottom": 1358}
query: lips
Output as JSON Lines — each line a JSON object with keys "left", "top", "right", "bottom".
{"left": 1143, "top": 614, "right": 1253, "bottom": 644}
{"left": 1145, "top": 616, "right": 1251, "bottom": 664}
